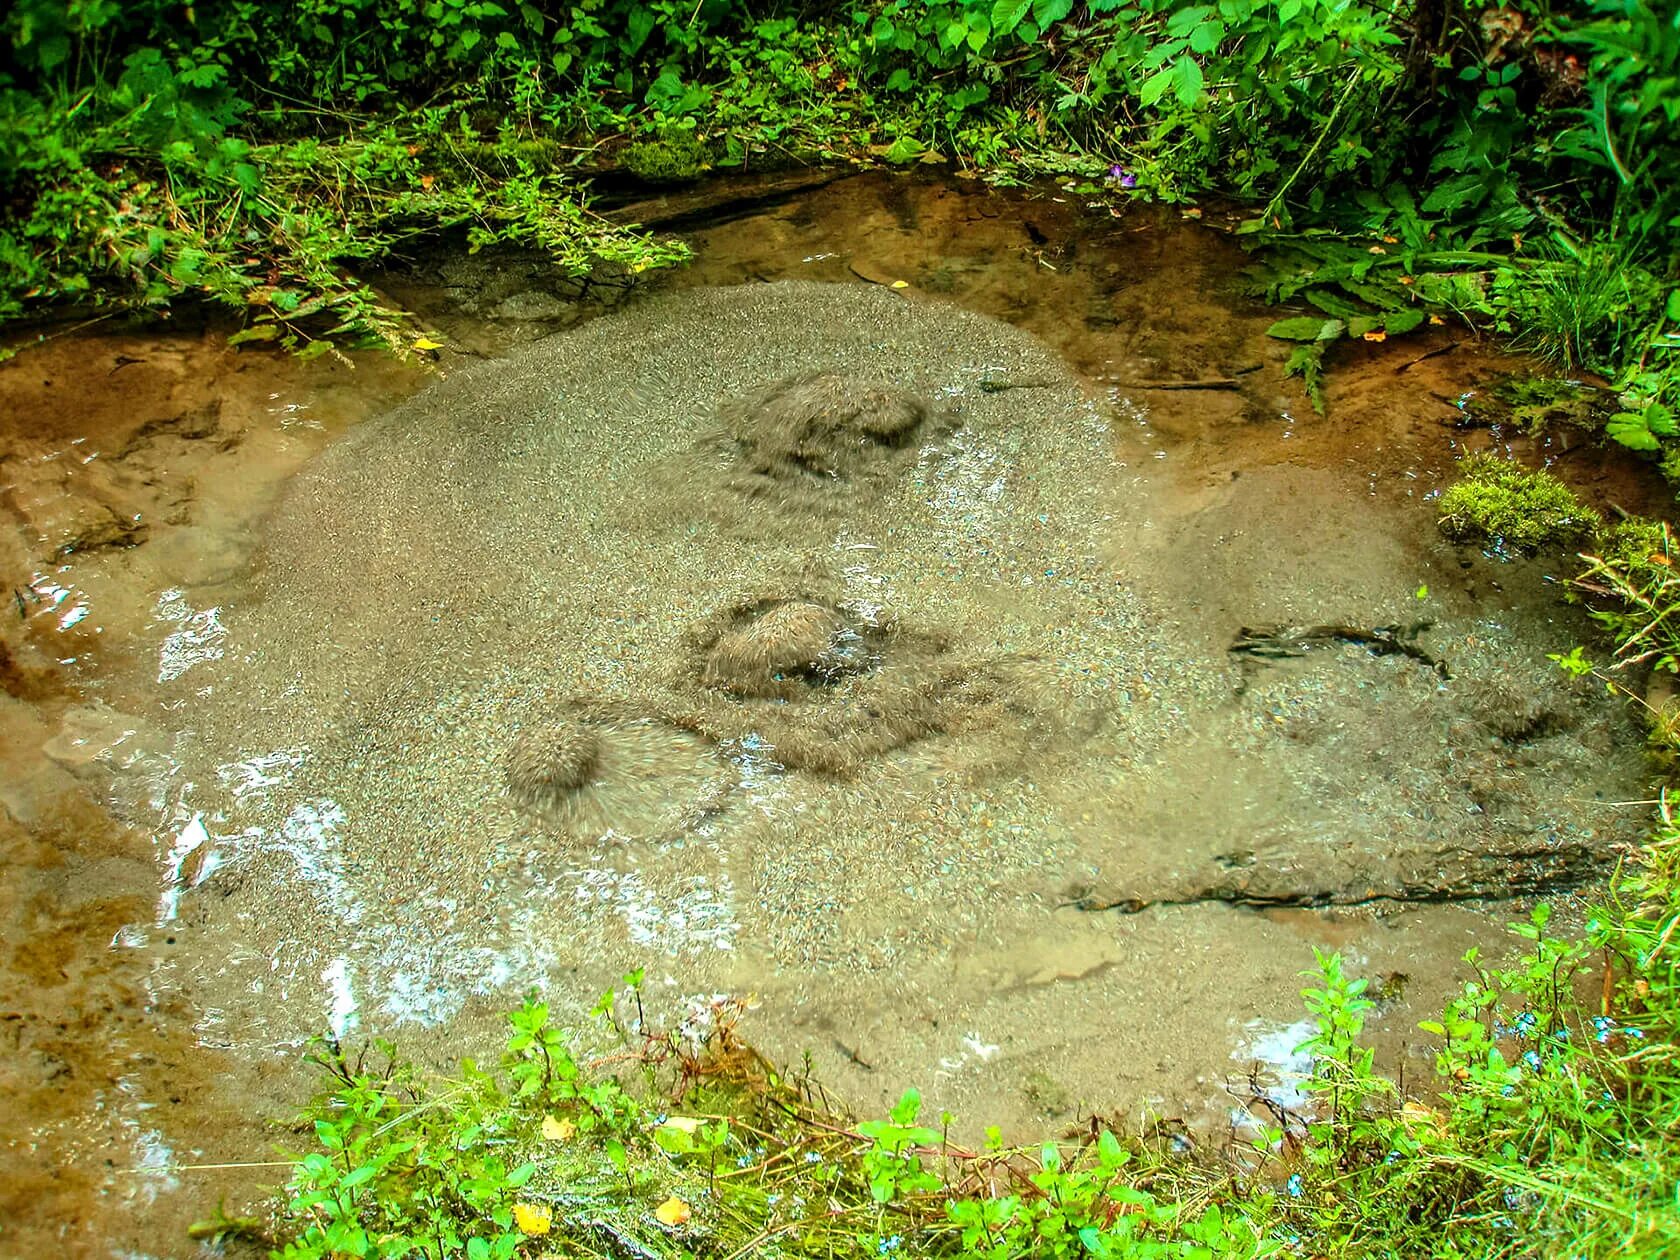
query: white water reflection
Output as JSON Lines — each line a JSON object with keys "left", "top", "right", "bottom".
{"left": 1232, "top": 1017, "right": 1319, "bottom": 1110}
{"left": 154, "top": 588, "right": 227, "bottom": 682}
{"left": 570, "top": 867, "right": 738, "bottom": 954}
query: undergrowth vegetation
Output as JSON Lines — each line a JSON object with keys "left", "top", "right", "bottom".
{"left": 2, "top": 0, "right": 1676, "bottom": 428}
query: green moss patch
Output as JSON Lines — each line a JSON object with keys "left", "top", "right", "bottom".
{"left": 1437, "top": 453, "right": 1601, "bottom": 552}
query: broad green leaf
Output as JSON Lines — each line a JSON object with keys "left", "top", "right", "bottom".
{"left": 1305, "top": 288, "right": 1366, "bottom": 320}
{"left": 1607, "top": 412, "right": 1661, "bottom": 451}
{"left": 992, "top": 0, "right": 1033, "bottom": 33}
{"left": 890, "top": 1087, "right": 922, "bottom": 1125}
{"left": 1174, "top": 54, "right": 1205, "bottom": 106}
{"left": 1139, "top": 65, "right": 1176, "bottom": 106}
{"left": 341, "top": 1163, "right": 378, "bottom": 1189}
{"left": 1097, "top": 1128, "right": 1125, "bottom": 1168}
{"left": 1189, "top": 19, "right": 1223, "bottom": 53}
{"left": 1267, "top": 315, "right": 1342, "bottom": 341}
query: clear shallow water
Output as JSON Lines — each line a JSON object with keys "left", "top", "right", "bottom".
{"left": 0, "top": 172, "right": 1655, "bottom": 1256}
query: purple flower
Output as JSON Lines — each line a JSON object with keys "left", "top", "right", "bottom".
{"left": 1108, "top": 164, "right": 1138, "bottom": 189}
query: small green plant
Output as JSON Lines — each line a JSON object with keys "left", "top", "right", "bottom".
{"left": 857, "top": 1088, "right": 942, "bottom": 1204}
{"left": 1437, "top": 452, "right": 1602, "bottom": 552}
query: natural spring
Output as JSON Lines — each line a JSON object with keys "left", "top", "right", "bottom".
{"left": 0, "top": 173, "right": 1656, "bottom": 1256}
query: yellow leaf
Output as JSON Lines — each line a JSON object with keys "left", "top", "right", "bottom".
{"left": 1400, "top": 1101, "right": 1447, "bottom": 1137}
{"left": 655, "top": 1196, "right": 692, "bottom": 1227}
{"left": 659, "top": 1116, "right": 703, "bottom": 1135}
{"left": 413, "top": 337, "right": 443, "bottom": 352}
{"left": 541, "top": 1114, "right": 576, "bottom": 1142}
{"left": 513, "top": 1202, "right": 553, "bottom": 1236}
{"left": 1428, "top": 314, "right": 1445, "bottom": 325}
{"left": 889, "top": 280, "right": 909, "bottom": 289}
{"left": 1362, "top": 329, "right": 1387, "bottom": 342}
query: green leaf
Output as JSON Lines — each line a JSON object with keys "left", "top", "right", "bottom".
{"left": 1174, "top": 54, "right": 1205, "bottom": 106}
{"left": 341, "top": 1163, "right": 378, "bottom": 1189}
{"left": 1139, "top": 65, "right": 1176, "bottom": 107}
{"left": 1284, "top": 341, "right": 1328, "bottom": 411}
{"left": 992, "top": 0, "right": 1033, "bottom": 33}
{"left": 1304, "top": 289, "right": 1367, "bottom": 321}
{"left": 890, "top": 1088, "right": 922, "bottom": 1126}
{"left": 1607, "top": 412, "right": 1661, "bottom": 451}
{"left": 1097, "top": 1129, "right": 1125, "bottom": 1168}
{"left": 882, "top": 135, "right": 924, "bottom": 164}
{"left": 1421, "top": 173, "right": 1487, "bottom": 215}
{"left": 1188, "top": 19, "right": 1223, "bottom": 53}
{"left": 1383, "top": 308, "right": 1425, "bottom": 335}
{"left": 1034, "top": 0, "right": 1075, "bottom": 24}
{"left": 1267, "top": 316, "right": 1343, "bottom": 341}
{"left": 1666, "top": 289, "right": 1680, "bottom": 323}
{"left": 1648, "top": 402, "right": 1678, "bottom": 437}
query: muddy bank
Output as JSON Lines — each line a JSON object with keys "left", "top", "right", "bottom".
{"left": 0, "top": 171, "right": 1659, "bottom": 1258}
{"left": 0, "top": 332, "right": 421, "bottom": 1256}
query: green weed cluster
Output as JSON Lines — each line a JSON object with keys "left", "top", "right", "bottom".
{"left": 231, "top": 977, "right": 1271, "bottom": 1260}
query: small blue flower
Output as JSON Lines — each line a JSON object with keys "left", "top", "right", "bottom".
{"left": 1512, "top": 1011, "right": 1537, "bottom": 1037}
{"left": 1593, "top": 1016, "right": 1615, "bottom": 1043}
{"left": 1521, "top": 1050, "right": 1542, "bottom": 1071}
{"left": 803, "top": 1150, "right": 822, "bottom": 1164}
{"left": 1624, "top": 1026, "right": 1645, "bottom": 1040}
{"left": 1286, "top": 1173, "right": 1304, "bottom": 1198}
